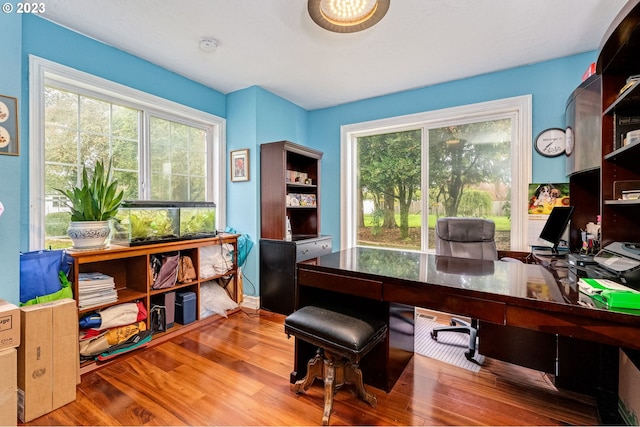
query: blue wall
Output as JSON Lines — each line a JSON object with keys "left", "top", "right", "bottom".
{"left": 0, "top": 15, "right": 227, "bottom": 303}
{"left": 22, "top": 15, "right": 226, "bottom": 118}
{"left": 0, "top": 13, "right": 597, "bottom": 303}
{"left": 19, "top": 16, "right": 228, "bottom": 252}
{"left": 0, "top": 9, "right": 23, "bottom": 305}
{"left": 309, "top": 52, "right": 596, "bottom": 250}
{"left": 226, "top": 86, "right": 308, "bottom": 296}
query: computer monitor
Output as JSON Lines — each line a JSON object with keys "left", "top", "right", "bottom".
{"left": 539, "top": 206, "right": 574, "bottom": 254}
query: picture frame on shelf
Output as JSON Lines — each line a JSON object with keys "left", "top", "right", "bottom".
{"left": 0, "top": 95, "right": 19, "bottom": 156}
{"left": 230, "top": 149, "right": 249, "bottom": 182}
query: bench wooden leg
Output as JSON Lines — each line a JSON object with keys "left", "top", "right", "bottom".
{"left": 294, "top": 350, "right": 324, "bottom": 393}
{"left": 322, "top": 358, "right": 336, "bottom": 425}
{"left": 345, "top": 361, "right": 377, "bottom": 408}
{"left": 294, "top": 349, "right": 378, "bottom": 425}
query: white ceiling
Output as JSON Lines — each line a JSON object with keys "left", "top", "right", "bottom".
{"left": 40, "top": 0, "right": 629, "bottom": 110}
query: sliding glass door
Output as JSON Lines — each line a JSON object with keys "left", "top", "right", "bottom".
{"left": 353, "top": 117, "right": 515, "bottom": 251}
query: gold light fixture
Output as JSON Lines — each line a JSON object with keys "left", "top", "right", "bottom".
{"left": 308, "top": 0, "right": 390, "bottom": 33}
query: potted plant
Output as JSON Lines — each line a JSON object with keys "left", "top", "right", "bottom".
{"left": 56, "top": 159, "right": 124, "bottom": 249}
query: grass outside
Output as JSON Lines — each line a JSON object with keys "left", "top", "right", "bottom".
{"left": 360, "top": 214, "right": 512, "bottom": 250}
{"left": 363, "top": 214, "right": 511, "bottom": 231}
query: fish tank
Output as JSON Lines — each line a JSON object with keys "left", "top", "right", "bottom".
{"left": 111, "top": 201, "right": 217, "bottom": 246}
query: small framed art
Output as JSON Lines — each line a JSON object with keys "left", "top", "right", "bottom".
{"left": 230, "top": 149, "right": 250, "bottom": 182}
{"left": 0, "top": 95, "right": 19, "bottom": 156}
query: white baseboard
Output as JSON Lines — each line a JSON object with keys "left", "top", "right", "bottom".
{"left": 240, "top": 295, "right": 260, "bottom": 311}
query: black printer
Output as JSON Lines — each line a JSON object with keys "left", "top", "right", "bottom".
{"left": 593, "top": 242, "right": 640, "bottom": 286}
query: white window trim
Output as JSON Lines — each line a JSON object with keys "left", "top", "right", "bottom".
{"left": 340, "top": 95, "right": 532, "bottom": 252}
{"left": 28, "top": 55, "right": 227, "bottom": 250}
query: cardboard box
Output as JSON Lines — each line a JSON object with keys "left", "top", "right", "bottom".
{"left": 0, "top": 348, "right": 17, "bottom": 426}
{"left": 619, "top": 349, "right": 640, "bottom": 426}
{"left": 0, "top": 299, "right": 20, "bottom": 350}
{"left": 17, "top": 298, "right": 78, "bottom": 422}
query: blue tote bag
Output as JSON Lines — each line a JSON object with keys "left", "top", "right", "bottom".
{"left": 19, "top": 250, "right": 72, "bottom": 304}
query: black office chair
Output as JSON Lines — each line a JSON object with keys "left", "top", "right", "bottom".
{"left": 430, "top": 217, "right": 498, "bottom": 363}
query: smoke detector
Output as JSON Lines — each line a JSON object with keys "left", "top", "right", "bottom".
{"left": 199, "top": 38, "right": 218, "bottom": 53}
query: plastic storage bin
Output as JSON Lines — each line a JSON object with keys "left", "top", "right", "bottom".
{"left": 175, "top": 291, "right": 196, "bottom": 325}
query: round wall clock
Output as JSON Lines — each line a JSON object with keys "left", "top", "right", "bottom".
{"left": 535, "top": 128, "right": 566, "bottom": 157}
{"left": 565, "top": 127, "right": 574, "bottom": 155}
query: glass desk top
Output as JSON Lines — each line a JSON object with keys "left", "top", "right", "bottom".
{"left": 305, "top": 247, "right": 640, "bottom": 317}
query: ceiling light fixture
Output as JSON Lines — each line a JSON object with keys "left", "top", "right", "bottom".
{"left": 308, "top": 0, "right": 390, "bottom": 33}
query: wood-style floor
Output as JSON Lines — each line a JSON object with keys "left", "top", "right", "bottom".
{"left": 22, "top": 310, "right": 601, "bottom": 426}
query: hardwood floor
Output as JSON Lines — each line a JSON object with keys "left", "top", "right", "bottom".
{"left": 22, "top": 310, "right": 601, "bottom": 426}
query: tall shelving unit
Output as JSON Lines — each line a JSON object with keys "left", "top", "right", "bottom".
{"left": 559, "top": 2, "right": 640, "bottom": 421}
{"left": 260, "top": 141, "right": 323, "bottom": 239}
{"left": 259, "top": 141, "right": 332, "bottom": 315}
{"left": 596, "top": 0, "right": 640, "bottom": 247}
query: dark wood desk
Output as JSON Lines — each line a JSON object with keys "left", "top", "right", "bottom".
{"left": 293, "top": 247, "right": 640, "bottom": 398}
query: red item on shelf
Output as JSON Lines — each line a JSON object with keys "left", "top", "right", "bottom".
{"left": 582, "top": 63, "right": 596, "bottom": 81}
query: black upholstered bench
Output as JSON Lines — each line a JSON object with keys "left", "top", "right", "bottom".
{"left": 284, "top": 305, "right": 387, "bottom": 425}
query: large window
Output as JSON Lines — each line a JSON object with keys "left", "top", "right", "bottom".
{"left": 342, "top": 96, "right": 531, "bottom": 252}
{"left": 30, "top": 56, "right": 226, "bottom": 249}
{"left": 149, "top": 116, "right": 208, "bottom": 201}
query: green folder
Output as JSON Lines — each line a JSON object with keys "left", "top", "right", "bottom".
{"left": 579, "top": 278, "right": 640, "bottom": 310}
{"left": 600, "top": 290, "right": 640, "bottom": 310}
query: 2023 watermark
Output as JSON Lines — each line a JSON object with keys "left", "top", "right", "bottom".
{"left": 2, "top": 2, "right": 46, "bottom": 13}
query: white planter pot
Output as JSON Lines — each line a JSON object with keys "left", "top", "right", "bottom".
{"left": 67, "top": 220, "right": 111, "bottom": 249}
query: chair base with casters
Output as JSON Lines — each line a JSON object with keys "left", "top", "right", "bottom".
{"left": 430, "top": 317, "right": 479, "bottom": 364}
{"left": 432, "top": 217, "right": 499, "bottom": 365}
{"left": 284, "top": 305, "right": 387, "bottom": 425}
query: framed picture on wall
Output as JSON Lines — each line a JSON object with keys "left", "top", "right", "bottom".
{"left": 0, "top": 95, "right": 19, "bottom": 156}
{"left": 230, "top": 149, "right": 250, "bottom": 182}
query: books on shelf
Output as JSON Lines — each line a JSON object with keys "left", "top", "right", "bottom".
{"left": 78, "top": 272, "right": 115, "bottom": 284}
{"left": 78, "top": 272, "right": 117, "bottom": 309}
{"left": 285, "top": 169, "right": 312, "bottom": 185}
{"left": 619, "top": 74, "right": 640, "bottom": 95}
{"left": 286, "top": 193, "right": 317, "bottom": 207}
{"left": 622, "top": 190, "right": 640, "bottom": 200}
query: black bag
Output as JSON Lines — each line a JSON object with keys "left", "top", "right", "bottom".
{"left": 150, "top": 252, "right": 179, "bottom": 289}
{"left": 150, "top": 304, "right": 166, "bottom": 333}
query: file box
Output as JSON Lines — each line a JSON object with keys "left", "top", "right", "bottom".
{"left": 175, "top": 291, "right": 196, "bottom": 325}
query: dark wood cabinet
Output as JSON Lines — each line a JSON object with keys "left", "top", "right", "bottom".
{"left": 567, "top": 1, "right": 640, "bottom": 250}
{"left": 562, "top": 3, "right": 640, "bottom": 421}
{"left": 260, "top": 141, "right": 323, "bottom": 240}
{"left": 259, "top": 141, "right": 331, "bottom": 314}
{"left": 566, "top": 74, "right": 602, "bottom": 250}
{"left": 566, "top": 74, "right": 602, "bottom": 177}
{"left": 596, "top": 0, "right": 640, "bottom": 248}
{"left": 259, "top": 236, "right": 332, "bottom": 314}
